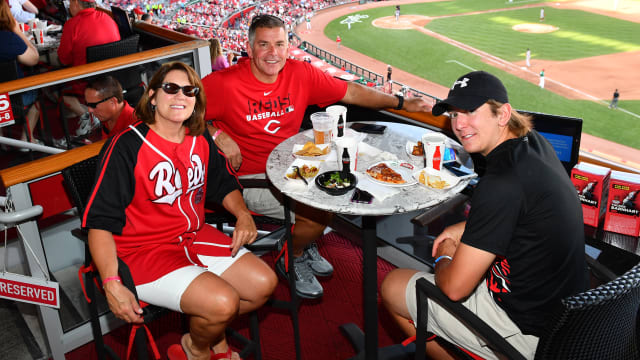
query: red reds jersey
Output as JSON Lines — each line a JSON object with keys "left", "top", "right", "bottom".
{"left": 203, "top": 58, "right": 348, "bottom": 176}
{"left": 83, "top": 123, "right": 241, "bottom": 285}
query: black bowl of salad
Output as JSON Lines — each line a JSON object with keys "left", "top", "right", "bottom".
{"left": 315, "top": 171, "right": 357, "bottom": 196}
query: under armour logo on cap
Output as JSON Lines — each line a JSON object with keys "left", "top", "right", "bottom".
{"left": 432, "top": 71, "right": 509, "bottom": 116}
{"left": 451, "top": 78, "right": 469, "bottom": 90}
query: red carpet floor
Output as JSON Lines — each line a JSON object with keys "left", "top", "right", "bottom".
{"left": 65, "top": 231, "right": 407, "bottom": 360}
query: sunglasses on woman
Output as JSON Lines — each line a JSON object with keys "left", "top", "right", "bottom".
{"left": 160, "top": 82, "right": 199, "bottom": 97}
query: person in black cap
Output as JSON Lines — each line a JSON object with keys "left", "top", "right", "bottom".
{"left": 381, "top": 71, "right": 587, "bottom": 359}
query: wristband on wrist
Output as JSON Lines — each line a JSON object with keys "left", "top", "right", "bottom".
{"left": 434, "top": 255, "right": 453, "bottom": 264}
{"left": 394, "top": 94, "right": 404, "bottom": 110}
{"left": 102, "top": 276, "right": 121, "bottom": 286}
{"left": 212, "top": 128, "right": 223, "bottom": 140}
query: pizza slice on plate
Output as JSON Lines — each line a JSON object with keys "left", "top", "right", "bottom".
{"left": 366, "top": 163, "right": 406, "bottom": 184}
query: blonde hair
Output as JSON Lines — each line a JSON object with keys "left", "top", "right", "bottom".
{"left": 135, "top": 62, "right": 206, "bottom": 136}
{"left": 487, "top": 99, "right": 532, "bottom": 137}
{"left": 209, "top": 38, "right": 222, "bottom": 60}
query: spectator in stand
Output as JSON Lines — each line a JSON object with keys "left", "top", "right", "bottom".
{"left": 209, "top": 38, "right": 232, "bottom": 71}
{"left": 0, "top": 0, "right": 40, "bottom": 146}
{"left": 84, "top": 76, "right": 138, "bottom": 139}
{"left": 141, "top": 12, "right": 152, "bottom": 23}
{"left": 202, "top": 14, "right": 432, "bottom": 299}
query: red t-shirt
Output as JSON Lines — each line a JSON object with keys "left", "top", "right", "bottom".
{"left": 57, "top": 8, "right": 121, "bottom": 66}
{"left": 100, "top": 101, "right": 137, "bottom": 139}
{"left": 202, "top": 58, "right": 348, "bottom": 176}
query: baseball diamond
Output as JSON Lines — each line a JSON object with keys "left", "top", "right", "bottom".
{"left": 299, "top": 0, "right": 640, "bottom": 168}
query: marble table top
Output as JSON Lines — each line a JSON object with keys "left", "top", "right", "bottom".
{"left": 266, "top": 122, "right": 474, "bottom": 216}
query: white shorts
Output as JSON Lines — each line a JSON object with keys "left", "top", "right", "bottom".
{"left": 405, "top": 272, "right": 538, "bottom": 360}
{"left": 136, "top": 247, "right": 250, "bottom": 312}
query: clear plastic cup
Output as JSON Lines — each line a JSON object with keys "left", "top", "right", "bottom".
{"left": 310, "top": 112, "right": 333, "bottom": 145}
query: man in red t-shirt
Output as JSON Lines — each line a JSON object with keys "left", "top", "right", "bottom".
{"left": 203, "top": 14, "right": 432, "bottom": 299}
{"left": 84, "top": 76, "right": 138, "bottom": 139}
{"left": 57, "top": 0, "right": 120, "bottom": 67}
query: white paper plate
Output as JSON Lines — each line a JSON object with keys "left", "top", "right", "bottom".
{"left": 292, "top": 143, "right": 331, "bottom": 161}
{"left": 405, "top": 141, "right": 424, "bottom": 163}
{"left": 412, "top": 167, "right": 460, "bottom": 190}
{"left": 284, "top": 159, "right": 321, "bottom": 183}
{"left": 365, "top": 161, "right": 417, "bottom": 187}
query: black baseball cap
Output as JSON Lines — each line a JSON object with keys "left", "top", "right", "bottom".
{"left": 432, "top": 71, "right": 509, "bottom": 116}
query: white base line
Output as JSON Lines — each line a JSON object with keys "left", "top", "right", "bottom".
{"left": 445, "top": 60, "right": 476, "bottom": 71}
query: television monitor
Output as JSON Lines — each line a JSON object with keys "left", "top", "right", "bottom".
{"left": 522, "top": 110, "right": 583, "bottom": 174}
{"left": 111, "top": 6, "right": 134, "bottom": 39}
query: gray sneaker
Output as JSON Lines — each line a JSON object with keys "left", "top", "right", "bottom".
{"left": 304, "top": 243, "right": 334, "bottom": 276}
{"left": 276, "top": 253, "right": 323, "bottom": 299}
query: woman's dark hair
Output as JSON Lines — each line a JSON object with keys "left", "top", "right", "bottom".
{"left": 135, "top": 61, "right": 206, "bottom": 136}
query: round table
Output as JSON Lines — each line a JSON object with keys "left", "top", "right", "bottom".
{"left": 266, "top": 121, "right": 474, "bottom": 360}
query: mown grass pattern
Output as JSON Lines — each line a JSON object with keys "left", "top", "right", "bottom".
{"left": 323, "top": 1, "right": 640, "bottom": 149}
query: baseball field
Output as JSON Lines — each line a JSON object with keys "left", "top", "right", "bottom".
{"left": 320, "top": 0, "right": 640, "bottom": 150}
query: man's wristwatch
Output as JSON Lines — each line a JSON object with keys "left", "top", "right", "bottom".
{"left": 395, "top": 94, "right": 404, "bottom": 110}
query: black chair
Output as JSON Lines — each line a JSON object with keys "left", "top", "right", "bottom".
{"left": 86, "top": 34, "right": 145, "bottom": 106}
{"left": 110, "top": 6, "right": 135, "bottom": 39}
{"left": 62, "top": 156, "right": 261, "bottom": 360}
{"left": 414, "top": 259, "right": 640, "bottom": 360}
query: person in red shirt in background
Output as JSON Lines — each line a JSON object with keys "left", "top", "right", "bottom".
{"left": 84, "top": 76, "right": 137, "bottom": 139}
{"left": 57, "top": 0, "right": 121, "bottom": 135}
{"left": 57, "top": 0, "right": 120, "bottom": 66}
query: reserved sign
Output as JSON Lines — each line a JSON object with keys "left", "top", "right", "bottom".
{"left": 0, "top": 93, "right": 16, "bottom": 127}
{"left": 0, "top": 272, "right": 60, "bottom": 309}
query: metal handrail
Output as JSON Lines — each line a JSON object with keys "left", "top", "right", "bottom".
{"left": 0, "top": 205, "right": 43, "bottom": 227}
{"left": 0, "top": 136, "right": 64, "bottom": 155}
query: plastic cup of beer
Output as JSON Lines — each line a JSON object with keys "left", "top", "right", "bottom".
{"left": 310, "top": 112, "right": 333, "bottom": 145}
{"left": 421, "top": 132, "right": 446, "bottom": 171}
{"left": 326, "top": 105, "right": 347, "bottom": 140}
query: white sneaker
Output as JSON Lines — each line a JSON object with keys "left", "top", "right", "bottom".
{"left": 76, "top": 113, "right": 100, "bottom": 136}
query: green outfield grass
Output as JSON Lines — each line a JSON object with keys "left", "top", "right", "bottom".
{"left": 427, "top": 8, "right": 640, "bottom": 61}
{"left": 323, "top": 2, "right": 640, "bottom": 149}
